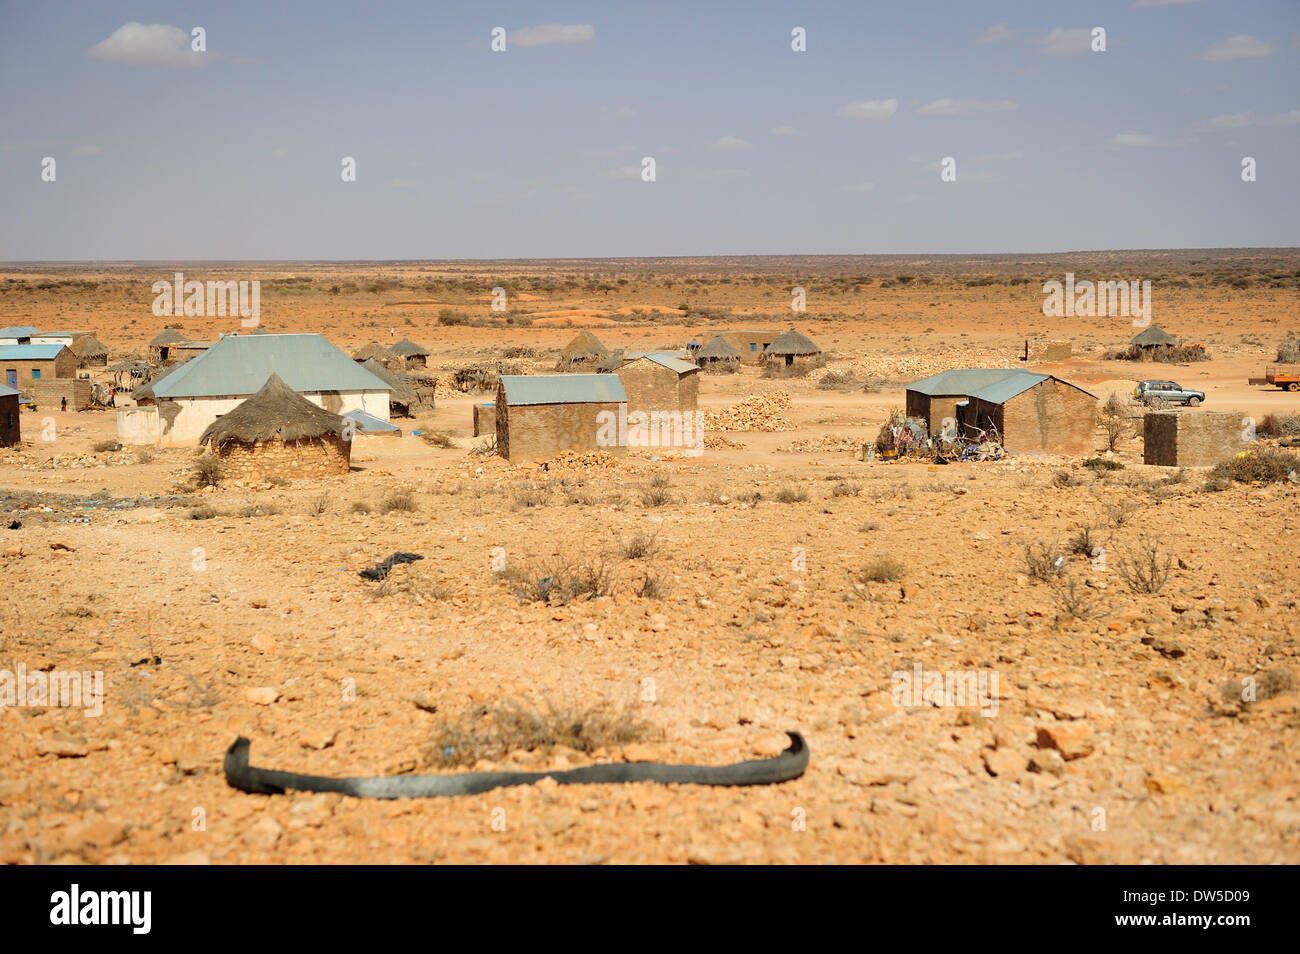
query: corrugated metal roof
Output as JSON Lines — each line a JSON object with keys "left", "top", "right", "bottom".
{"left": 343, "top": 409, "right": 401, "bottom": 432}
{"left": 0, "top": 385, "right": 18, "bottom": 398}
{"left": 151, "top": 333, "right": 392, "bottom": 399}
{"left": 906, "top": 369, "right": 1048, "bottom": 403}
{"left": 622, "top": 352, "right": 698, "bottom": 375}
{"left": 0, "top": 326, "right": 41, "bottom": 338}
{"left": 0, "top": 344, "right": 67, "bottom": 360}
{"left": 500, "top": 374, "right": 626, "bottom": 406}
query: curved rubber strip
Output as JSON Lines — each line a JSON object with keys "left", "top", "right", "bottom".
{"left": 224, "top": 732, "right": 809, "bottom": 799}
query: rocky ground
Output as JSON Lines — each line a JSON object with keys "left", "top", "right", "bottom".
{"left": 0, "top": 255, "right": 1297, "bottom": 864}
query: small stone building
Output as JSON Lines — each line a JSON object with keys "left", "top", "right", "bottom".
{"left": 763, "top": 327, "right": 823, "bottom": 371}
{"left": 906, "top": 368, "right": 1098, "bottom": 455}
{"left": 149, "top": 329, "right": 188, "bottom": 363}
{"left": 0, "top": 344, "right": 88, "bottom": 408}
{"left": 0, "top": 385, "right": 19, "bottom": 446}
{"left": 1023, "top": 338, "right": 1072, "bottom": 363}
{"left": 617, "top": 353, "right": 699, "bottom": 415}
{"left": 171, "top": 340, "right": 212, "bottom": 365}
{"left": 199, "top": 373, "right": 351, "bottom": 480}
{"left": 473, "top": 402, "right": 496, "bottom": 437}
{"left": 721, "top": 329, "right": 780, "bottom": 365}
{"left": 1143, "top": 410, "right": 1248, "bottom": 467}
{"left": 555, "top": 330, "right": 610, "bottom": 371}
{"left": 694, "top": 335, "right": 742, "bottom": 371}
{"left": 0, "top": 326, "right": 40, "bottom": 346}
{"left": 389, "top": 338, "right": 430, "bottom": 369}
{"left": 496, "top": 374, "right": 626, "bottom": 460}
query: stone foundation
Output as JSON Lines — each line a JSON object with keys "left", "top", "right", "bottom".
{"left": 1144, "top": 410, "right": 1247, "bottom": 467}
{"left": 212, "top": 434, "right": 351, "bottom": 480}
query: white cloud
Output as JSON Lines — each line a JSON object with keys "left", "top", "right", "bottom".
{"left": 712, "top": 136, "right": 752, "bottom": 151}
{"left": 1192, "top": 112, "right": 1255, "bottom": 133}
{"left": 1111, "top": 131, "right": 1160, "bottom": 147}
{"left": 88, "top": 22, "right": 205, "bottom": 68}
{"left": 74, "top": 144, "right": 103, "bottom": 156}
{"left": 1204, "top": 35, "right": 1272, "bottom": 62}
{"left": 978, "top": 24, "right": 1010, "bottom": 44}
{"left": 843, "top": 182, "right": 875, "bottom": 193}
{"left": 769, "top": 125, "right": 803, "bottom": 136}
{"left": 1265, "top": 109, "right": 1300, "bottom": 126}
{"left": 1134, "top": 0, "right": 1198, "bottom": 6}
{"left": 270, "top": 147, "right": 289, "bottom": 160}
{"left": 1039, "top": 28, "right": 1093, "bottom": 56}
{"left": 837, "top": 98, "right": 898, "bottom": 121}
{"left": 510, "top": 24, "right": 595, "bottom": 48}
{"left": 918, "top": 98, "right": 1019, "bottom": 117}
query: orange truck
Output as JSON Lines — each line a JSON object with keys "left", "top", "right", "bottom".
{"left": 1249, "top": 364, "right": 1300, "bottom": 392}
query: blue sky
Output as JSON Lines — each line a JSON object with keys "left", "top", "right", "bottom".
{"left": 2, "top": 0, "right": 1297, "bottom": 259}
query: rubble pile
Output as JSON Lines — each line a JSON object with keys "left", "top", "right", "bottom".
{"left": 812, "top": 350, "right": 1007, "bottom": 384}
{"left": 778, "top": 434, "right": 861, "bottom": 454}
{"left": 704, "top": 390, "right": 794, "bottom": 432}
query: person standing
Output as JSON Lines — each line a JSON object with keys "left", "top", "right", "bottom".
{"left": 61, "top": 396, "right": 67, "bottom": 412}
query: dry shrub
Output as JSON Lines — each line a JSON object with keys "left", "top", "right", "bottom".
{"left": 191, "top": 455, "right": 223, "bottom": 489}
{"left": 633, "top": 569, "right": 669, "bottom": 599}
{"left": 351, "top": 500, "right": 372, "bottom": 514}
{"left": 1115, "top": 538, "right": 1173, "bottom": 595}
{"left": 380, "top": 489, "right": 419, "bottom": 513}
{"left": 428, "top": 700, "right": 652, "bottom": 768}
{"left": 831, "top": 481, "right": 862, "bottom": 497}
{"left": 1048, "top": 574, "right": 1106, "bottom": 621}
{"left": 620, "top": 531, "right": 659, "bottom": 560}
{"left": 775, "top": 485, "right": 809, "bottom": 503}
{"left": 1106, "top": 500, "right": 1140, "bottom": 527}
{"left": 857, "top": 555, "right": 906, "bottom": 583}
{"left": 1097, "top": 393, "right": 1130, "bottom": 452}
{"left": 1208, "top": 447, "right": 1299, "bottom": 485}
{"left": 1024, "top": 539, "right": 1064, "bottom": 581}
{"left": 497, "top": 555, "right": 614, "bottom": 605}
{"left": 189, "top": 504, "right": 220, "bottom": 520}
{"left": 640, "top": 484, "right": 673, "bottom": 507}
{"left": 1256, "top": 413, "right": 1300, "bottom": 438}
{"left": 420, "top": 430, "right": 455, "bottom": 448}
{"left": 92, "top": 439, "right": 121, "bottom": 453}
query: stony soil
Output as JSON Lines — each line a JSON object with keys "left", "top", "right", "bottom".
{"left": 0, "top": 254, "right": 1297, "bottom": 864}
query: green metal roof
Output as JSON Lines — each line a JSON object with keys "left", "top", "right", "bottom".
{"left": 500, "top": 374, "right": 626, "bottom": 406}
{"left": 906, "top": 368, "right": 1048, "bottom": 403}
{"left": 150, "top": 333, "right": 391, "bottom": 399}
{"left": 0, "top": 344, "right": 67, "bottom": 360}
{"left": 622, "top": 352, "right": 698, "bottom": 375}
{"left": 343, "top": 409, "right": 401, "bottom": 432}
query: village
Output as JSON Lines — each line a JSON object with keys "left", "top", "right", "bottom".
{"left": 0, "top": 252, "right": 1297, "bottom": 865}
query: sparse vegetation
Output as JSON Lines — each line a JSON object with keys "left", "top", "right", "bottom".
{"left": 1115, "top": 539, "right": 1173, "bottom": 595}
{"left": 428, "top": 700, "right": 652, "bottom": 768}
{"left": 191, "top": 455, "right": 224, "bottom": 489}
{"left": 1023, "top": 539, "right": 1064, "bottom": 581}
{"left": 1208, "top": 447, "right": 1298, "bottom": 485}
{"left": 775, "top": 485, "right": 809, "bottom": 503}
{"left": 380, "top": 489, "right": 419, "bottom": 513}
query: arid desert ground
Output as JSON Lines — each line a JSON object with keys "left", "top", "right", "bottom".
{"left": 1, "top": 249, "right": 1297, "bottom": 864}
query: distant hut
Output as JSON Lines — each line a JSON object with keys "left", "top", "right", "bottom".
{"left": 1130, "top": 325, "right": 1179, "bottom": 357}
{"left": 763, "top": 327, "right": 823, "bottom": 371}
{"left": 171, "top": 340, "right": 213, "bottom": 365}
{"left": 617, "top": 353, "right": 700, "bottom": 415}
{"left": 720, "top": 329, "right": 780, "bottom": 364}
{"left": 352, "top": 341, "right": 405, "bottom": 370}
{"left": 149, "top": 329, "right": 188, "bottom": 364}
{"left": 694, "top": 335, "right": 742, "bottom": 372}
{"left": 555, "top": 330, "right": 609, "bottom": 371}
{"left": 361, "top": 357, "right": 435, "bottom": 417}
{"left": 389, "top": 338, "right": 430, "bottom": 369}
{"left": 71, "top": 334, "right": 109, "bottom": 368}
{"left": 496, "top": 374, "right": 626, "bottom": 460}
{"left": 198, "top": 374, "right": 351, "bottom": 480}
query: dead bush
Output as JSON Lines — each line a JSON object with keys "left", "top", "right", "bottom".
{"left": 420, "top": 430, "right": 455, "bottom": 448}
{"left": 1208, "top": 447, "right": 1299, "bottom": 485}
{"left": 191, "top": 455, "right": 223, "bottom": 489}
{"left": 775, "top": 485, "right": 809, "bottom": 503}
{"left": 380, "top": 489, "right": 419, "bottom": 513}
{"left": 428, "top": 700, "right": 652, "bottom": 768}
{"left": 1048, "top": 574, "right": 1106, "bottom": 622}
{"left": 856, "top": 555, "right": 906, "bottom": 583}
{"left": 620, "top": 531, "right": 659, "bottom": 560}
{"left": 1115, "top": 538, "right": 1173, "bottom": 595}
{"left": 1023, "top": 539, "right": 1064, "bottom": 581}
{"left": 831, "top": 481, "right": 862, "bottom": 497}
{"left": 640, "top": 484, "right": 673, "bottom": 507}
{"left": 498, "top": 555, "right": 614, "bottom": 605}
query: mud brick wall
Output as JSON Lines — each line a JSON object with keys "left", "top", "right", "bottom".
{"left": 617, "top": 361, "right": 698, "bottom": 415}
{"left": 999, "top": 379, "right": 1096, "bottom": 455}
{"left": 2, "top": 351, "right": 78, "bottom": 386}
{"left": 1144, "top": 410, "right": 1247, "bottom": 466}
{"left": 907, "top": 392, "right": 962, "bottom": 438}
{"left": 1025, "top": 339, "right": 1073, "bottom": 362}
{"left": 213, "top": 434, "right": 351, "bottom": 479}
{"left": 721, "top": 330, "right": 779, "bottom": 364}
{"left": 30, "top": 378, "right": 92, "bottom": 409}
{"left": 496, "top": 398, "right": 622, "bottom": 460}
{"left": 473, "top": 403, "right": 496, "bottom": 437}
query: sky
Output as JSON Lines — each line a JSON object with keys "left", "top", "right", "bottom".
{"left": 1, "top": 0, "right": 1298, "bottom": 260}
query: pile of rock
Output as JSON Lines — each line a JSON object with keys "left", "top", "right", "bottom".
{"left": 704, "top": 391, "right": 794, "bottom": 432}
{"left": 778, "top": 434, "right": 861, "bottom": 454}
{"left": 813, "top": 350, "right": 1007, "bottom": 384}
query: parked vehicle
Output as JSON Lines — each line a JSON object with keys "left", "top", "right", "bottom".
{"left": 1135, "top": 380, "right": 1204, "bottom": 406}
{"left": 1248, "top": 364, "right": 1300, "bottom": 392}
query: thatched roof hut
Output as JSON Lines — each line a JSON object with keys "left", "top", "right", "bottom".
{"left": 389, "top": 338, "right": 430, "bottom": 358}
{"left": 132, "top": 362, "right": 183, "bottom": 404}
{"left": 695, "top": 335, "right": 742, "bottom": 368}
{"left": 149, "top": 329, "right": 188, "bottom": 347}
{"left": 1130, "top": 325, "right": 1179, "bottom": 348}
{"left": 556, "top": 330, "right": 609, "bottom": 370}
{"left": 765, "top": 327, "right": 821, "bottom": 357}
{"left": 361, "top": 357, "right": 419, "bottom": 416}
{"left": 352, "top": 341, "right": 397, "bottom": 362}
{"left": 71, "top": 333, "right": 109, "bottom": 366}
{"left": 200, "top": 373, "right": 345, "bottom": 447}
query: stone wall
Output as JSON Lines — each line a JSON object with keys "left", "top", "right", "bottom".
{"left": 617, "top": 360, "right": 698, "bottom": 415}
{"left": 1144, "top": 410, "right": 1247, "bottom": 466}
{"left": 1024, "top": 339, "right": 1073, "bottom": 362}
{"left": 30, "top": 378, "right": 92, "bottom": 409}
{"left": 496, "top": 397, "right": 622, "bottom": 460}
{"left": 997, "top": 379, "right": 1097, "bottom": 455}
{"left": 473, "top": 403, "right": 496, "bottom": 437}
{"left": 213, "top": 434, "right": 352, "bottom": 480}
{"left": 2, "top": 351, "right": 78, "bottom": 386}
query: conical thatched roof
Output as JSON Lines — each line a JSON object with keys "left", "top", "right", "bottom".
{"left": 149, "top": 329, "right": 188, "bottom": 347}
{"left": 596, "top": 349, "right": 625, "bottom": 372}
{"left": 560, "top": 330, "right": 607, "bottom": 358}
{"left": 352, "top": 341, "right": 396, "bottom": 362}
{"left": 696, "top": 335, "right": 741, "bottom": 360}
{"left": 1130, "top": 324, "right": 1178, "bottom": 347}
{"left": 71, "top": 334, "right": 108, "bottom": 358}
{"left": 765, "top": 327, "right": 821, "bottom": 355}
{"left": 361, "top": 357, "right": 416, "bottom": 405}
{"left": 199, "top": 374, "right": 346, "bottom": 448}
{"left": 389, "top": 338, "right": 430, "bottom": 357}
